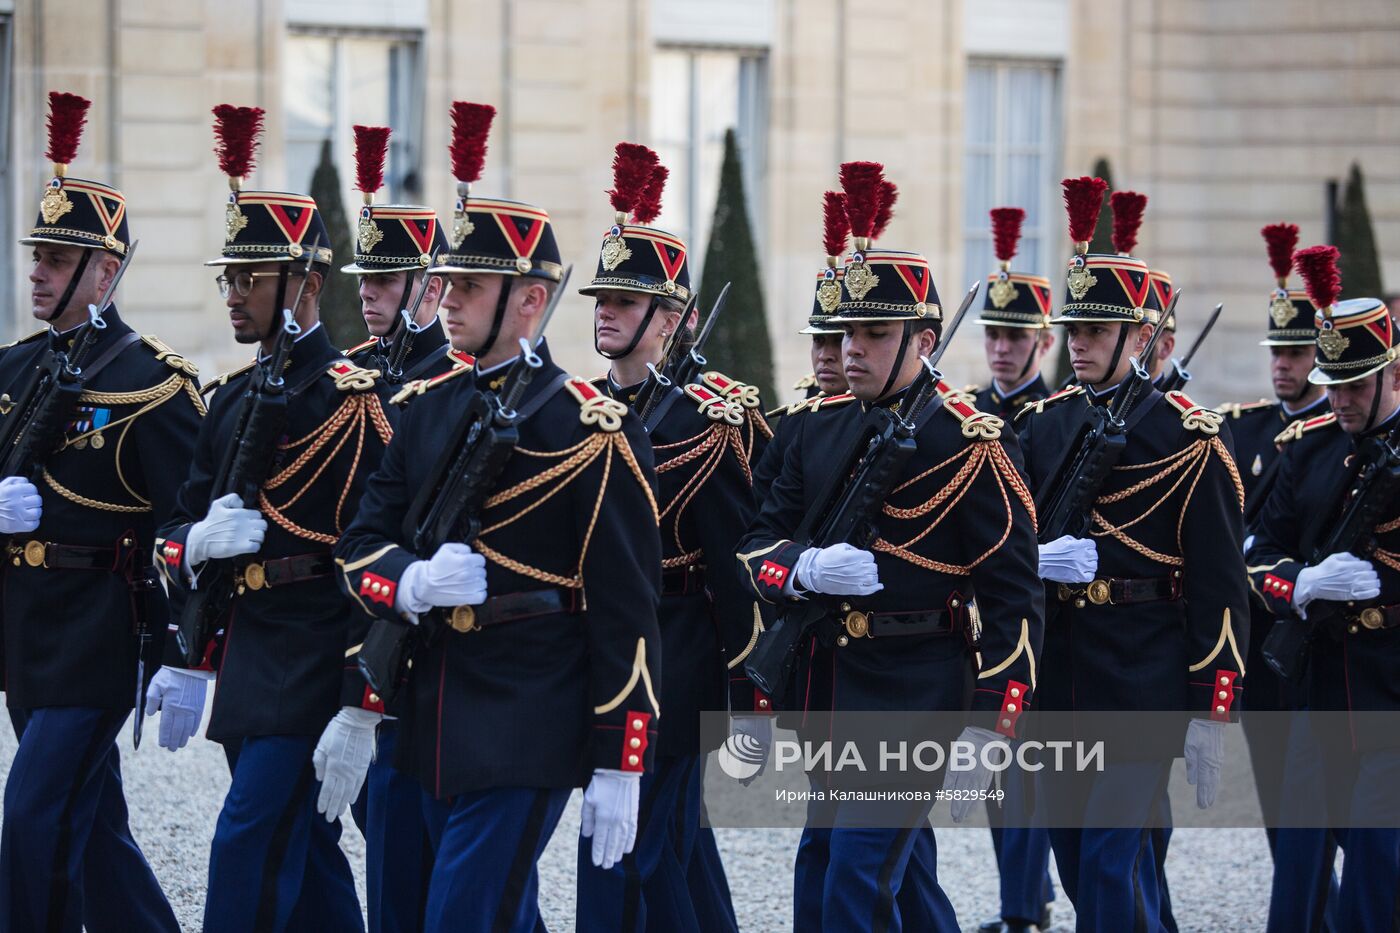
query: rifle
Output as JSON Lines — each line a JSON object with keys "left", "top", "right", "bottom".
{"left": 743, "top": 281, "right": 981, "bottom": 698}
{"left": 1262, "top": 421, "right": 1400, "bottom": 681}
{"left": 638, "top": 283, "right": 732, "bottom": 432}
{"left": 1034, "top": 288, "right": 1181, "bottom": 543}
{"left": 174, "top": 249, "right": 317, "bottom": 666}
{"left": 383, "top": 256, "right": 441, "bottom": 385}
{"left": 1156, "top": 302, "right": 1222, "bottom": 393}
{"left": 0, "top": 241, "right": 140, "bottom": 481}
{"left": 628, "top": 287, "right": 704, "bottom": 427}
{"left": 357, "top": 265, "right": 573, "bottom": 701}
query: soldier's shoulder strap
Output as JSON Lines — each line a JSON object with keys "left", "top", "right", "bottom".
{"left": 961, "top": 382, "right": 983, "bottom": 396}
{"left": 1164, "top": 390, "right": 1226, "bottom": 435}
{"left": 563, "top": 376, "right": 632, "bottom": 433}
{"left": 1218, "top": 398, "right": 1274, "bottom": 419}
{"left": 792, "top": 372, "right": 818, "bottom": 392}
{"left": 202, "top": 360, "right": 256, "bottom": 396}
{"left": 684, "top": 381, "right": 745, "bottom": 426}
{"left": 323, "top": 359, "right": 383, "bottom": 393}
{"left": 387, "top": 350, "right": 476, "bottom": 405}
{"left": 770, "top": 390, "right": 857, "bottom": 419}
{"left": 0, "top": 328, "right": 47, "bottom": 351}
{"left": 700, "top": 370, "right": 762, "bottom": 411}
{"left": 138, "top": 334, "right": 200, "bottom": 378}
{"left": 1015, "top": 384, "right": 1084, "bottom": 422}
{"left": 935, "top": 380, "right": 1004, "bottom": 440}
{"left": 344, "top": 336, "right": 380, "bottom": 357}
{"left": 1274, "top": 411, "right": 1338, "bottom": 446}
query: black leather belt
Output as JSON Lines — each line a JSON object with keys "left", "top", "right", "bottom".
{"left": 837, "top": 606, "right": 960, "bottom": 641}
{"left": 8, "top": 538, "right": 138, "bottom": 571}
{"left": 1056, "top": 572, "right": 1182, "bottom": 607}
{"left": 235, "top": 552, "right": 334, "bottom": 593}
{"left": 1344, "top": 604, "right": 1400, "bottom": 632}
{"left": 661, "top": 564, "right": 706, "bottom": 597}
{"left": 444, "top": 586, "right": 582, "bottom": 633}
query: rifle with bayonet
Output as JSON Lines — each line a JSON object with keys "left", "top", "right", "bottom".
{"left": 382, "top": 255, "right": 441, "bottom": 385}
{"left": 1034, "top": 288, "right": 1181, "bottom": 543}
{"left": 174, "top": 246, "right": 318, "bottom": 666}
{"left": 0, "top": 241, "right": 140, "bottom": 482}
{"left": 743, "top": 281, "right": 981, "bottom": 698}
{"left": 1261, "top": 419, "right": 1400, "bottom": 682}
{"left": 1156, "top": 302, "right": 1222, "bottom": 394}
{"left": 635, "top": 284, "right": 734, "bottom": 432}
{"left": 358, "top": 265, "right": 573, "bottom": 701}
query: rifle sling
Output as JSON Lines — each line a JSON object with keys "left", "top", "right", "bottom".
{"left": 514, "top": 372, "right": 570, "bottom": 422}
{"left": 77, "top": 332, "right": 141, "bottom": 382}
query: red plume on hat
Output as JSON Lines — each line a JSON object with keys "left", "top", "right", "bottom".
{"left": 632, "top": 162, "right": 668, "bottom": 225}
{"left": 823, "top": 191, "right": 850, "bottom": 266}
{"left": 1110, "top": 191, "right": 1147, "bottom": 256}
{"left": 211, "top": 104, "right": 265, "bottom": 191}
{"left": 1062, "top": 176, "right": 1108, "bottom": 253}
{"left": 839, "top": 161, "right": 884, "bottom": 248}
{"left": 353, "top": 125, "right": 391, "bottom": 206}
{"left": 1294, "top": 245, "right": 1342, "bottom": 317}
{"left": 871, "top": 180, "right": 898, "bottom": 241}
{"left": 990, "top": 207, "right": 1025, "bottom": 267}
{"left": 448, "top": 102, "right": 495, "bottom": 192}
{"left": 45, "top": 92, "right": 90, "bottom": 177}
{"left": 606, "top": 143, "right": 658, "bottom": 222}
{"left": 1262, "top": 223, "right": 1300, "bottom": 286}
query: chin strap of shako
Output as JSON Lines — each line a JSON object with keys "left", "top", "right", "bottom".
{"left": 877, "top": 319, "right": 916, "bottom": 402}
{"left": 44, "top": 248, "right": 94, "bottom": 322}
{"left": 259, "top": 264, "right": 293, "bottom": 343}
{"left": 596, "top": 293, "right": 661, "bottom": 361}
{"left": 473, "top": 274, "right": 516, "bottom": 358}
{"left": 1093, "top": 320, "right": 1136, "bottom": 391}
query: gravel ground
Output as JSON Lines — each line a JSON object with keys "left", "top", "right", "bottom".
{"left": 0, "top": 710, "right": 1282, "bottom": 931}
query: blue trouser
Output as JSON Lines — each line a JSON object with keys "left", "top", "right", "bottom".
{"left": 1043, "top": 759, "right": 1172, "bottom": 933}
{"left": 420, "top": 786, "right": 569, "bottom": 933}
{"left": 205, "top": 734, "right": 363, "bottom": 933}
{"left": 1266, "top": 712, "right": 1345, "bottom": 933}
{"left": 793, "top": 794, "right": 958, "bottom": 932}
{"left": 364, "top": 721, "right": 433, "bottom": 933}
{"left": 1, "top": 707, "right": 178, "bottom": 933}
{"left": 683, "top": 761, "right": 739, "bottom": 933}
{"left": 577, "top": 753, "right": 702, "bottom": 932}
{"left": 986, "top": 756, "right": 1055, "bottom": 924}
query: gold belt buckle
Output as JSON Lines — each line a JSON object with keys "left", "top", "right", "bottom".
{"left": 449, "top": 605, "right": 478, "bottom": 633}
{"left": 23, "top": 541, "right": 47, "bottom": 568}
{"left": 1359, "top": 607, "right": 1386, "bottom": 630}
{"left": 843, "top": 609, "right": 870, "bottom": 639}
{"left": 1086, "top": 579, "right": 1112, "bottom": 605}
{"left": 243, "top": 562, "right": 267, "bottom": 591}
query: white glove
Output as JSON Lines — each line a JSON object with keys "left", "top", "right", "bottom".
{"left": 1184, "top": 718, "right": 1225, "bottom": 809}
{"left": 730, "top": 715, "right": 773, "bottom": 786}
{"left": 1037, "top": 535, "right": 1098, "bottom": 584}
{"left": 1242, "top": 534, "right": 1255, "bottom": 556}
{"left": 941, "top": 725, "right": 1005, "bottom": 822}
{"left": 312, "top": 707, "right": 382, "bottom": 822}
{"left": 185, "top": 493, "right": 267, "bottom": 566}
{"left": 791, "top": 543, "right": 882, "bottom": 597}
{"left": 395, "top": 542, "right": 488, "bottom": 615}
{"left": 581, "top": 768, "right": 640, "bottom": 869}
{"left": 1294, "top": 552, "right": 1380, "bottom": 617}
{"left": 0, "top": 476, "right": 42, "bottom": 534}
{"left": 143, "top": 666, "right": 213, "bottom": 751}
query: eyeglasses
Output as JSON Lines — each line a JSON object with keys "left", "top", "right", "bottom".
{"left": 215, "top": 270, "right": 305, "bottom": 299}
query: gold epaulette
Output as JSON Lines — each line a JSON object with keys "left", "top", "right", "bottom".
{"left": 0, "top": 329, "right": 46, "bottom": 351}
{"left": 1218, "top": 398, "right": 1273, "bottom": 419}
{"left": 388, "top": 355, "right": 474, "bottom": 406}
{"left": 1164, "top": 390, "right": 1225, "bottom": 435}
{"left": 139, "top": 335, "right": 199, "bottom": 377}
{"left": 343, "top": 336, "right": 381, "bottom": 359}
{"left": 1275, "top": 411, "right": 1337, "bottom": 445}
{"left": 961, "top": 382, "right": 982, "bottom": 396}
{"left": 792, "top": 372, "right": 818, "bottom": 392}
{"left": 772, "top": 391, "right": 857, "bottom": 418}
{"left": 564, "top": 376, "right": 630, "bottom": 433}
{"left": 203, "top": 361, "right": 255, "bottom": 396}
{"left": 684, "top": 383, "right": 745, "bottom": 426}
{"left": 1016, "top": 384, "right": 1084, "bottom": 421}
{"left": 701, "top": 371, "right": 761, "bottom": 410}
{"left": 936, "top": 381, "right": 1004, "bottom": 440}
{"left": 324, "top": 360, "right": 380, "bottom": 392}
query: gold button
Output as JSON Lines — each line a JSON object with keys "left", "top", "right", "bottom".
{"left": 837, "top": 635, "right": 849, "bottom": 647}
{"left": 1348, "top": 624, "right": 1360, "bottom": 634}
{"left": 1074, "top": 598, "right": 1087, "bottom": 609}
{"left": 1219, "top": 676, "right": 1229, "bottom": 685}
{"left": 1001, "top": 719, "right": 1012, "bottom": 728}
{"left": 950, "top": 598, "right": 961, "bottom": 609}
{"left": 758, "top": 699, "right": 770, "bottom": 710}
{"left": 1010, "top": 687, "right": 1021, "bottom": 698}
{"left": 1218, "top": 690, "right": 1227, "bottom": 700}
{"left": 515, "top": 257, "right": 532, "bottom": 274}
{"left": 631, "top": 719, "right": 644, "bottom": 730}
{"left": 1006, "top": 703, "right": 1017, "bottom": 712}
{"left": 371, "top": 581, "right": 381, "bottom": 593}
{"left": 368, "top": 693, "right": 380, "bottom": 705}
{"left": 840, "top": 602, "right": 852, "bottom": 612}
{"left": 629, "top": 737, "right": 641, "bottom": 749}
{"left": 627, "top": 754, "right": 639, "bottom": 767}
{"left": 1215, "top": 705, "right": 1226, "bottom": 713}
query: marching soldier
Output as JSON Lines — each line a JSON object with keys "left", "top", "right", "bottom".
{"left": 579, "top": 141, "right": 765, "bottom": 933}
{"left": 965, "top": 206, "right": 1058, "bottom": 933}
{"left": 738, "top": 161, "right": 1045, "bottom": 932}
{"left": 338, "top": 122, "right": 455, "bottom": 933}
{"left": 334, "top": 101, "right": 663, "bottom": 933}
{"left": 0, "top": 91, "right": 199, "bottom": 933}
{"left": 968, "top": 206, "right": 1056, "bottom": 427}
{"left": 154, "top": 105, "right": 392, "bottom": 933}
{"left": 1246, "top": 245, "right": 1400, "bottom": 932}
{"left": 1018, "top": 177, "right": 1249, "bottom": 930}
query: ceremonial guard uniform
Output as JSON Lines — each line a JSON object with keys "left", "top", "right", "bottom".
{"left": 738, "top": 162, "right": 1044, "bottom": 932}
{"left": 335, "top": 102, "right": 663, "bottom": 933}
{"left": 338, "top": 122, "right": 455, "bottom": 933}
{"left": 155, "top": 106, "right": 392, "bottom": 933}
{"left": 1246, "top": 246, "right": 1400, "bottom": 932}
{"left": 579, "top": 142, "right": 763, "bottom": 933}
{"left": 0, "top": 91, "right": 199, "bottom": 933}
{"left": 969, "top": 206, "right": 1056, "bottom": 430}
{"left": 1019, "top": 178, "right": 1249, "bottom": 931}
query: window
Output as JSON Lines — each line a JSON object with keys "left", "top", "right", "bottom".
{"left": 650, "top": 47, "right": 767, "bottom": 283}
{"left": 963, "top": 60, "right": 1060, "bottom": 288}
{"left": 284, "top": 30, "right": 422, "bottom": 214}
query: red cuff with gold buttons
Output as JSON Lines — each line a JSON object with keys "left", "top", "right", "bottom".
{"left": 360, "top": 571, "right": 396, "bottom": 608}
{"left": 993, "top": 680, "right": 1029, "bottom": 738}
{"left": 729, "top": 675, "right": 774, "bottom": 714}
{"left": 745, "top": 540, "right": 805, "bottom": 603}
{"left": 619, "top": 711, "right": 652, "bottom": 773}
{"left": 1206, "top": 669, "right": 1238, "bottom": 723}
